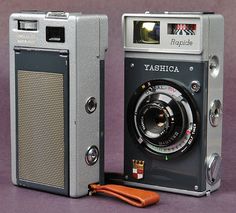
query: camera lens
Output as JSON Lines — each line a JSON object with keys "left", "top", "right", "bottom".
{"left": 139, "top": 104, "right": 169, "bottom": 139}
{"left": 145, "top": 107, "right": 166, "bottom": 133}
{"left": 128, "top": 79, "right": 200, "bottom": 158}
{"left": 136, "top": 93, "right": 186, "bottom": 147}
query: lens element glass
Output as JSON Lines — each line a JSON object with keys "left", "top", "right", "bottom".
{"left": 141, "top": 105, "right": 169, "bottom": 139}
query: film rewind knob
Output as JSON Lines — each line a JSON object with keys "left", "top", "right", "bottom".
{"left": 85, "top": 146, "right": 99, "bottom": 166}
{"left": 209, "top": 100, "right": 222, "bottom": 127}
{"left": 85, "top": 97, "right": 97, "bottom": 114}
{"left": 207, "top": 153, "right": 221, "bottom": 184}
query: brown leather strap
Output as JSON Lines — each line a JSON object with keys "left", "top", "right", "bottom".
{"left": 89, "top": 184, "right": 160, "bottom": 207}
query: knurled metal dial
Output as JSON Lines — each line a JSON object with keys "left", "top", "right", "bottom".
{"left": 207, "top": 153, "right": 221, "bottom": 184}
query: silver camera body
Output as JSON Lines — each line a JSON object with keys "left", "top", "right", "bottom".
{"left": 10, "top": 11, "right": 108, "bottom": 197}
{"left": 123, "top": 12, "right": 224, "bottom": 196}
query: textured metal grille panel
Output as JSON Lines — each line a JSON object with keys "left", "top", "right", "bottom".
{"left": 17, "top": 70, "right": 65, "bottom": 189}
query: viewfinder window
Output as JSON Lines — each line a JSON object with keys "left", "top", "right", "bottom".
{"left": 46, "top": 27, "right": 65, "bottom": 43}
{"left": 133, "top": 21, "right": 160, "bottom": 44}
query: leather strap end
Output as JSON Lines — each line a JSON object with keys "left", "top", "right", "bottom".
{"left": 89, "top": 184, "right": 160, "bottom": 208}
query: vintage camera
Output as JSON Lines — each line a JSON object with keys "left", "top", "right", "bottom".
{"left": 9, "top": 11, "right": 108, "bottom": 197}
{"left": 123, "top": 12, "right": 224, "bottom": 196}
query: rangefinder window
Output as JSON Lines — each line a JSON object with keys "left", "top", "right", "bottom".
{"left": 168, "top": 23, "right": 196, "bottom": 35}
{"left": 133, "top": 21, "right": 160, "bottom": 44}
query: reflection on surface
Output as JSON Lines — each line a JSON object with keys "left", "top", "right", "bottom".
{"left": 134, "top": 21, "right": 160, "bottom": 44}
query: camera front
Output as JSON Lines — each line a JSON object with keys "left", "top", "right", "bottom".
{"left": 123, "top": 12, "right": 224, "bottom": 196}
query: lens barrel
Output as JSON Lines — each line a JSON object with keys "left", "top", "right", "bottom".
{"left": 128, "top": 79, "right": 200, "bottom": 159}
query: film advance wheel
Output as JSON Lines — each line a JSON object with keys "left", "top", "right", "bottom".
{"left": 127, "top": 79, "right": 200, "bottom": 160}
